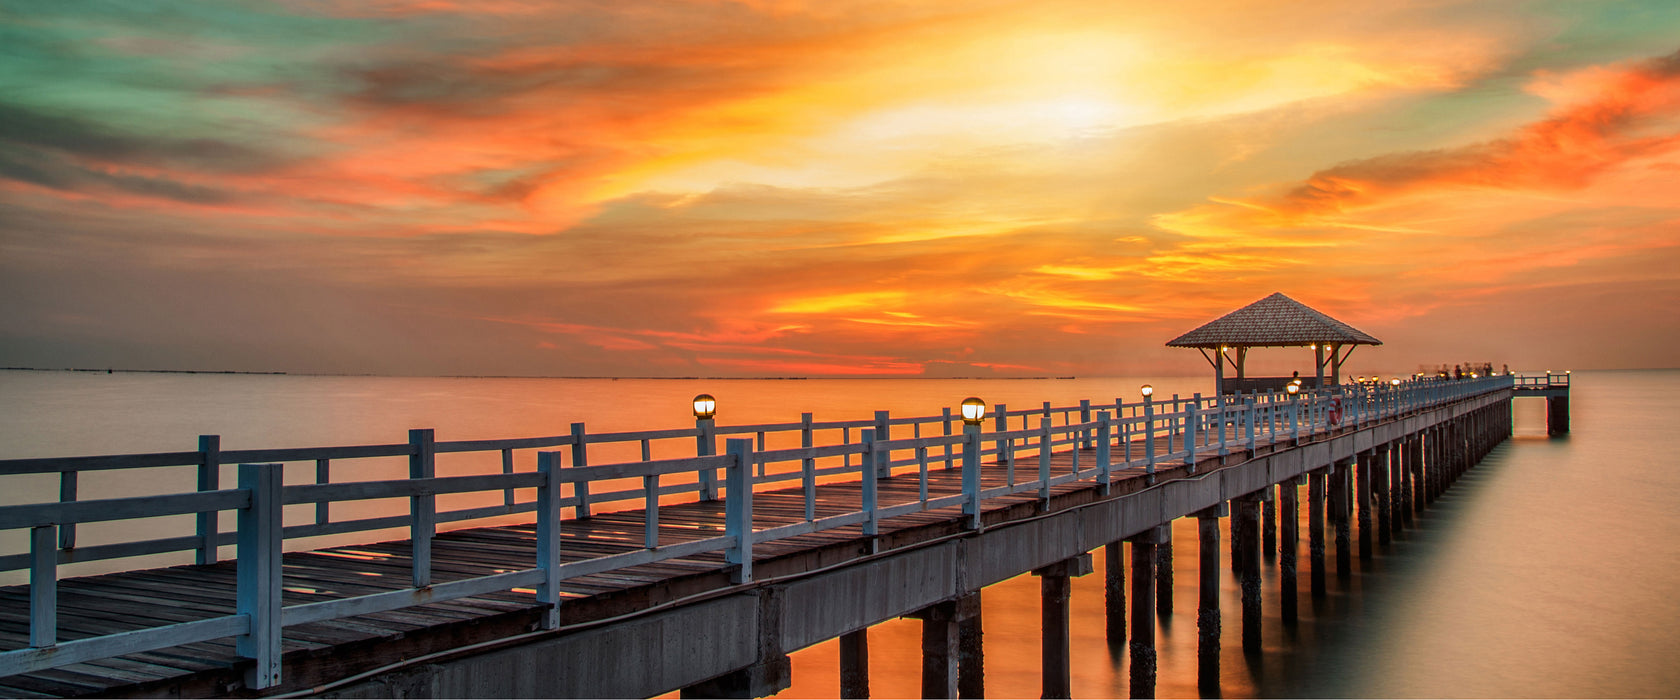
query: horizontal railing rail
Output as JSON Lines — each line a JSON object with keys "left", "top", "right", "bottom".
{"left": 0, "top": 375, "right": 1516, "bottom": 687}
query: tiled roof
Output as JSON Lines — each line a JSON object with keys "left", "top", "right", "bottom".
{"left": 1166, "top": 292, "right": 1382, "bottom": 348}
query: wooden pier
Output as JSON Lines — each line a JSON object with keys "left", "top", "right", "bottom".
{"left": 1, "top": 376, "right": 1524, "bottom": 698}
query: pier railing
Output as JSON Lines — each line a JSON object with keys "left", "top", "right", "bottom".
{"left": 1513, "top": 371, "right": 1570, "bottom": 389}
{"left": 0, "top": 374, "right": 1515, "bottom": 686}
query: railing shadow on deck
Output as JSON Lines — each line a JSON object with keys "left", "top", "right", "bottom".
{"left": 0, "top": 375, "right": 1516, "bottom": 688}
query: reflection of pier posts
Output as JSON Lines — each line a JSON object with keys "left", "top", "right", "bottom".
{"left": 1356, "top": 450, "right": 1373, "bottom": 560}
{"left": 1129, "top": 526, "right": 1166, "bottom": 699}
{"left": 1156, "top": 523, "right": 1174, "bottom": 618}
{"left": 1308, "top": 468, "right": 1328, "bottom": 598}
{"left": 1279, "top": 477, "right": 1301, "bottom": 624}
{"left": 840, "top": 629, "right": 869, "bottom": 699}
{"left": 1384, "top": 442, "right": 1401, "bottom": 540}
{"left": 1034, "top": 554, "right": 1092, "bottom": 699}
{"left": 1195, "top": 505, "right": 1225, "bottom": 695}
{"left": 1407, "top": 436, "right": 1422, "bottom": 522}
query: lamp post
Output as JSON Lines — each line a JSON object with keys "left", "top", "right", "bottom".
{"left": 1141, "top": 385, "right": 1155, "bottom": 482}
{"left": 960, "top": 397, "right": 985, "bottom": 529}
{"left": 694, "top": 394, "right": 718, "bottom": 500}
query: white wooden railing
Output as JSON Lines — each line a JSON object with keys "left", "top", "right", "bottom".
{"left": 0, "top": 375, "right": 1515, "bottom": 687}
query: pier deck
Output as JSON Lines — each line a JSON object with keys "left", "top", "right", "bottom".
{"left": 0, "top": 377, "right": 1516, "bottom": 697}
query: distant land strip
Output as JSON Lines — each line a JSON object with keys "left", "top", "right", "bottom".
{"left": 0, "top": 367, "right": 1078, "bottom": 381}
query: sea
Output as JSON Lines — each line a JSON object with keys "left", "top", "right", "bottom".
{"left": 2, "top": 368, "right": 1677, "bottom": 698}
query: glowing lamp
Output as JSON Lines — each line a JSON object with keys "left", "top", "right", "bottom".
{"left": 1286, "top": 383, "right": 1299, "bottom": 396}
{"left": 1140, "top": 384, "right": 1154, "bottom": 398}
{"left": 692, "top": 393, "right": 717, "bottom": 420}
{"left": 1391, "top": 378, "right": 1401, "bottom": 386}
{"left": 960, "top": 397, "right": 986, "bottom": 425}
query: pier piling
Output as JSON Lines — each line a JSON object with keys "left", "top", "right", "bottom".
{"left": 1195, "top": 506, "right": 1224, "bottom": 694}
{"left": 1129, "top": 526, "right": 1165, "bottom": 699}
{"left": 1236, "top": 495, "right": 1262, "bottom": 653}
{"left": 1279, "top": 478, "right": 1300, "bottom": 624}
{"left": 1105, "top": 541, "right": 1125, "bottom": 646}
{"left": 1308, "top": 468, "right": 1327, "bottom": 598}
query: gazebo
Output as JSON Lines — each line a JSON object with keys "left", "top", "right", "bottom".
{"left": 1166, "top": 292, "right": 1381, "bottom": 394}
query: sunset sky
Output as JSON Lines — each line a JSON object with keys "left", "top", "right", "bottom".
{"left": 2, "top": 0, "right": 1677, "bottom": 378}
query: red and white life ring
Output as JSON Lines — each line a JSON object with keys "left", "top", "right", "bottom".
{"left": 1327, "top": 396, "right": 1343, "bottom": 426}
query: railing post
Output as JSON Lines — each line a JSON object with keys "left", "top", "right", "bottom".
{"left": 1080, "top": 399, "right": 1093, "bottom": 449}
{"left": 237, "top": 462, "right": 283, "bottom": 690}
{"left": 861, "top": 430, "right": 879, "bottom": 537}
{"left": 1143, "top": 393, "right": 1156, "bottom": 483}
{"left": 314, "top": 458, "right": 331, "bottom": 525}
{"left": 409, "top": 428, "right": 435, "bottom": 589}
{"left": 1096, "top": 412, "right": 1112, "bottom": 494}
{"left": 1245, "top": 395, "right": 1256, "bottom": 450}
{"left": 802, "top": 412, "right": 816, "bottom": 521}
{"left": 993, "top": 403, "right": 1008, "bottom": 461}
{"left": 197, "top": 434, "right": 220, "bottom": 564}
{"left": 570, "top": 423, "right": 591, "bottom": 518}
{"left": 30, "top": 525, "right": 56, "bottom": 649}
{"left": 57, "top": 472, "right": 76, "bottom": 551}
{"left": 874, "top": 410, "right": 892, "bottom": 478}
{"left": 536, "top": 451, "right": 563, "bottom": 630}
{"left": 1038, "top": 416, "right": 1052, "bottom": 502}
{"left": 1184, "top": 401, "right": 1198, "bottom": 471}
{"left": 1217, "top": 391, "right": 1230, "bottom": 456}
{"left": 725, "top": 438, "right": 754, "bottom": 583}
{"left": 697, "top": 417, "right": 718, "bottom": 501}
{"left": 962, "top": 422, "right": 981, "bottom": 529}
{"left": 942, "top": 407, "right": 955, "bottom": 469}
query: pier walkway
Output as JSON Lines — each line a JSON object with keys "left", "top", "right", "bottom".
{"left": 1, "top": 376, "right": 1518, "bottom": 697}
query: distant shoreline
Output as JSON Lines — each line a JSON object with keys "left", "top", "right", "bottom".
{"left": 0, "top": 367, "right": 1079, "bottom": 381}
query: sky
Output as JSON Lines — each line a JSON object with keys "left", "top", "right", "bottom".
{"left": 1, "top": 0, "right": 1677, "bottom": 378}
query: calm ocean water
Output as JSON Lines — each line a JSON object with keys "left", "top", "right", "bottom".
{"left": 3, "top": 369, "right": 1677, "bottom": 697}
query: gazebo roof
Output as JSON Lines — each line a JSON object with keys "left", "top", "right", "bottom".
{"left": 1165, "top": 292, "right": 1381, "bottom": 349}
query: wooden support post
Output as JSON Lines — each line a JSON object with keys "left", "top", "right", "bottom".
{"left": 957, "top": 592, "right": 984, "bottom": 699}
{"left": 1378, "top": 444, "right": 1394, "bottom": 544}
{"left": 1194, "top": 505, "right": 1224, "bottom": 695}
{"left": 1236, "top": 495, "right": 1262, "bottom": 653}
{"left": 1105, "top": 541, "right": 1126, "bottom": 645}
{"left": 1129, "top": 527, "right": 1163, "bottom": 699}
{"left": 1357, "top": 450, "right": 1373, "bottom": 560}
{"left": 1308, "top": 468, "right": 1327, "bottom": 598}
{"left": 1279, "top": 477, "right": 1301, "bottom": 624}
{"left": 1033, "top": 554, "right": 1091, "bottom": 699}
{"left": 1155, "top": 523, "right": 1173, "bottom": 618}
{"left": 1331, "top": 458, "right": 1352, "bottom": 579}
{"left": 917, "top": 601, "right": 959, "bottom": 699}
{"left": 1263, "top": 495, "right": 1277, "bottom": 560}
{"left": 839, "top": 629, "right": 869, "bottom": 699}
